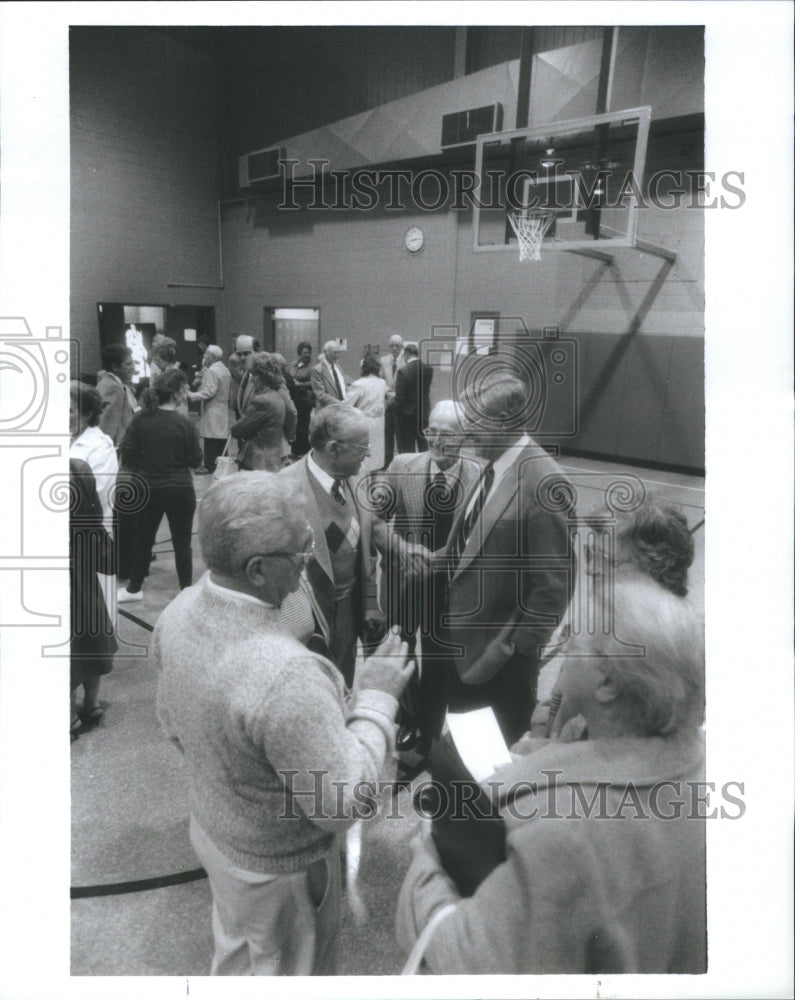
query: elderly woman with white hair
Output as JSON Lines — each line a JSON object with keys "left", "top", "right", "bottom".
{"left": 543, "top": 497, "right": 697, "bottom": 740}
{"left": 187, "top": 344, "right": 232, "bottom": 474}
{"left": 155, "top": 472, "right": 413, "bottom": 975}
{"left": 397, "top": 576, "right": 707, "bottom": 974}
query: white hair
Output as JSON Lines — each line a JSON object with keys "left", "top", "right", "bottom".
{"left": 323, "top": 340, "right": 339, "bottom": 353}
{"left": 205, "top": 344, "right": 223, "bottom": 361}
{"left": 389, "top": 335, "right": 403, "bottom": 346}
{"left": 309, "top": 403, "right": 369, "bottom": 450}
{"left": 199, "top": 472, "right": 307, "bottom": 577}
{"left": 429, "top": 399, "right": 464, "bottom": 428}
{"left": 587, "top": 577, "right": 705, "bottom": 735}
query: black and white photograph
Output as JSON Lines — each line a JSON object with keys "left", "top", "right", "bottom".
{"left": 0, "top": 2, "right": 792, "bottom": 998}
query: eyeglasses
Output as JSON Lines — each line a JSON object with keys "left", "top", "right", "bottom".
{"left": 334, "top": 440, "right": 371, "bottom": 456}
{"left": 260, "top": 530, "right": 315, "bottom": 564}
{"left": 422, "top": 427, "right": 460, "bottom": 441}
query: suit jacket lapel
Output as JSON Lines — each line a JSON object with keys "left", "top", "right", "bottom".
{"left": 300, "top": 459, "right": 334, "bottom": 582}
{"left": 451, "top": 449, "right": 533, "bottom": 579}
{"left": 407, "top": 453, "right": 432, "bottom": 518}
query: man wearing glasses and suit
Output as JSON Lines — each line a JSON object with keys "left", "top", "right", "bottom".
{"left": 278, "top": 403, "right": 384, "bottom": 687}
{"left": 375, "top": 400, "right": 482, "bottom": 755}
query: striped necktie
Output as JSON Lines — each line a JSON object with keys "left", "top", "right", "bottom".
{"left": 448, "top": 463, "right": 494, "bottom": 578}
{"left": 331, "top": 477, "right": 346, "bottom": 507}
{"left": 330, "top": 477, "right": 360, "bottom": 547}
{"left": 331, "top": 364, "right": 343, "bottom": 399}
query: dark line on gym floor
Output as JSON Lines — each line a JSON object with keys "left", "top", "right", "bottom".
{"left": 117, "top": 608, "right": 155, "bottom": 632}
{"left": 71, "top": 867, "right": 208, "bottom": 898}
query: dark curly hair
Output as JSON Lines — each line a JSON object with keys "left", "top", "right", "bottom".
{"left": 360, "top": 354, "right": 380, "bottom": 377}
{"left": 615, "top": 498, "right": 695, "bottom": 597}
{"left": 140, "top": 368, "right": 188, "bottom": 413}
{"left": 70, "top": 380, "right": 103, "bottom": 427}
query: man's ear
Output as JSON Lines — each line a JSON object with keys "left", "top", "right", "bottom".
{"left": 244, "top": 555, "right": 267, "bottom": 589}
{"left": 594, "top": 668, "right": 621, "bottom": 705}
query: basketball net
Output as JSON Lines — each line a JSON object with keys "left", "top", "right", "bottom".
{"left": 508, "top": 210, "right": 555, "bottom": 262}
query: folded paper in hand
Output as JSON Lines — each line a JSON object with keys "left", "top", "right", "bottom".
{"left": 446, "top": 707, "right": 512, "bottom": 783}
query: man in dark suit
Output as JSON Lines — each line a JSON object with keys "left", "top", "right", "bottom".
{"left": 376, "top": 400, "right": 481, "bottom": 752}
{"left": 278, "top": 404, "right": 384, "bottom": 687}
{"left": 439, "top": 373, "right": 574, "bottom": 742}
{"left": 393, "top": 341, "right": 433, "bottom": 453}
{"left": 228, "top": 335, "right": 257, "bottom": 420}
{"left": 423, "top": 373, "right": 575, "bottom": 895}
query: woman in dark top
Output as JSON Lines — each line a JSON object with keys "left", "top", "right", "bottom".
{"left": 118, "top": 369, "right": 202, "bottom": 602}
{"left": 288, "top": 341, "right": 315, "bottom": 457}
{"left": 70, "top": 459, "right": 117, "bottom": 738}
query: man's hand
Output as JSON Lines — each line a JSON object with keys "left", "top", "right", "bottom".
{"left": 399, "top": 539, "right": 432, "bottom": 577}
{"left": 358, "top": 626, "right": 415, "bottom": 700}
{"left": 363, "top": 611, "right": 387, "bottom": 646}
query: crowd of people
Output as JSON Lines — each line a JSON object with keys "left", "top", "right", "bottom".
{"left": 70, "top": 330, "right": 705, "bottom": 978}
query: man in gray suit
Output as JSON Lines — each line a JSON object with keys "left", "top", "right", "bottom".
{"left": 188, "top": 345, "right": 231, "bottom": 473}
{"left": 376, "top": 400, "right": 481, "bottom": 751}
{"left": 278, "top": 404, "right": 382, "bottom": 687}
{"left": 311, "top": 341, "right": 347, "bottom": 408}
{"left": 378, "top": 334, "right": 405, "bottom": 466}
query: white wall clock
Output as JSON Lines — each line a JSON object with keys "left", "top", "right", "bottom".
{"left": 404, "top": 226, "right": 424, "bottom": 253}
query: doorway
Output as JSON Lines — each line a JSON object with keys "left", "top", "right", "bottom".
{"left": 263, "top": 307, "right": 320, "bottom": 365}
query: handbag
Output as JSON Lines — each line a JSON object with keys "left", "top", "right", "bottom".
{"left": 212, "top": 438, "right": 238, "bottom": 481}
{"left": 400, "top": 903, "right": 457, "bottom": 974}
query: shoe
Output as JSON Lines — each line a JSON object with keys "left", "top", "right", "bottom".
{"left": 77, "top": 706, "right": 104, "bottom": 731}
{"left": 396, "top": 725, "right": 421, "bottom": 753}
{"left": 194, "top": 467, "right": 211, "bottom": 475}
{"left": 70, "top": 718, "right": 82, "bottom": 742}
{"left": 117, "top": 587, "right": 143, "bottom": 603}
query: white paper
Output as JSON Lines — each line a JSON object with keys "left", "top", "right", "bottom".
{"left": 446, "top": 707, "right": 513, "bottom": 783}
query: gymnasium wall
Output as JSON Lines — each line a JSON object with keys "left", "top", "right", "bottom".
{"left": 219, "top": 141, "right": 705, "bottom": 470}
{"left": 217, "top": 27, "right": 459, "bottom": 199}
{"left": 70, "top": 28, "right": 223, "bottom": 376}
{"left": 219, "top": 27, "right": 705, "bottom": 470}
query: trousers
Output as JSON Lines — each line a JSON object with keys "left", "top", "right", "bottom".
{"left": 189, "top": 816, "right": 341, "bottom": 976}
{"left": 127, "top": 484, "right": 196, "bottom": 592}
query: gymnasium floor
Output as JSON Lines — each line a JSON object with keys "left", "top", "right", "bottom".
{"left": 70, "top": 454, "right": 704, "bottom": 977}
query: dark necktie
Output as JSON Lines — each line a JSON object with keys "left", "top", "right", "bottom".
{"left": 449, "top": 463, "right": 494, "bottom": 578}
{"left": 391, "top": 357, "right": 397, "bottom": 378}
{"left": 425, "top": 470, "right": 458, "bottom": 548}
{"left": 331, "top": 365, "right": 343, "bottom": 399}
{"left": 331, "top": 477, "right": 346, "bottom": 507}
{"left": 237, "top": 371, "right": 250, "bottom": 416}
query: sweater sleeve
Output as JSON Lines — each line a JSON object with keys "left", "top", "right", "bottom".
{"left": 247, "top": 652, "right": 398, "bottom": 833}
{"left": 153, "top": 622, "right": 183, "bottom": 752}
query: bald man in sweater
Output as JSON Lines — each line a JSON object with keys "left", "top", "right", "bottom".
{"left": 155, "top": 471, "right": 412, "bottom": 976}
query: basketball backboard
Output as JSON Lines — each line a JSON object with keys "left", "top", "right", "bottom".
{"left": 473, "top": 106, "right": 652, "bottom": 255}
